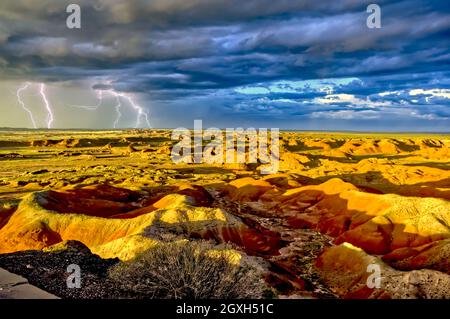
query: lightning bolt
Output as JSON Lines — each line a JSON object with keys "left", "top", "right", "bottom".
{"left": 16, "top": 82, "right": 151, "bottom": 128}
{"left": 112, "top": 93, "right": 122, "bottom": 129}
{"left": 70, "top": 86, "right": 150, "bottom": 129}
{"left": 16, "top": 82, "right": 37, "bottom": 129}
{"left": 113, "top": 92, "right": 151, "bottom": 128}
{"left": 15, "top": 82, "right": 150, "bottom": 129}
{"left": 15, "top": 82, "right": 54, "bottom": 128}
{"left": 39, "top": 83, "right": 54, "bottom": 129}
{"left": 128, "top": 94, "right": 151, "bottom": 128}
{"left": 71, "top": 89, "right": 123, "bottom": 128}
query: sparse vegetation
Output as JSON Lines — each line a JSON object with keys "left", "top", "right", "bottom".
{"left": 108, "top": 241, "right": 271, "bottom": 299}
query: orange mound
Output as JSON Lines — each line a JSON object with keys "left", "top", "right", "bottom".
{"left": 0, "top": 183, "right": 282, "bottom": 258}
{"left": 303, "top": 139, "right": 332, "bottom": 150}
{"left": 63, "top": 184, "right": 140, "bottom": 201}
{"left": 175, "top": 183, "right": 214, "bottom": 206}
{"left": 225, "top": 176, "right": 450, "bottom": 270}
{"left": 339, "top": 139, "right": 402, "bottom": 155}
{"left": 315, "top": 242, "right": 450, "bottom": 298}
{"left": 226, "top": 177, "right": 273, "bottom": 201}
{"left": 382, "top": 238, "right": 450, "bottom": 274}
{"left": 278, "top": 152, "right": 310, "bottom": 171}
{"left": 41, "top": 190, "right": 137, "bottom": 217}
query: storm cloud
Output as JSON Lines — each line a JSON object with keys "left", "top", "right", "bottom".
{"left": 0, "top": 0, "right": 449, "bottom": 130}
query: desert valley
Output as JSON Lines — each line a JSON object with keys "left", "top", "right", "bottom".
{"left": 0, "top": 129, "right": 449, "bottom": 299}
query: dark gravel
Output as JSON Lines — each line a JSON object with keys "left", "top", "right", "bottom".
{"left": 0, "top": 242, "right": 133, "bottom": 299}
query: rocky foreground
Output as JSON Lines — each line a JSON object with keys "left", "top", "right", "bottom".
{"left": 0, "top": 130, "right": 449, "bottom": 298}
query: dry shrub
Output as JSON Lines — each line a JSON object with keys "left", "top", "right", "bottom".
{"left": 108, "top": 241, "right": 270, "bottom": 299}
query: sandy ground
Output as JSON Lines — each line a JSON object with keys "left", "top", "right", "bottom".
{"left": 0, "top": 129, "right": 449, "bottom": 298}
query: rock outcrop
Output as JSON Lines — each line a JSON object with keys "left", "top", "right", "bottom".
{"left": 222, "top": 175, "right": 450, "bottom": 297}
{"left": 0, "top": 184, "right": 281, "bottom": 260}
{"left": 315, "top": 243, "right": 450, "bottom": 298}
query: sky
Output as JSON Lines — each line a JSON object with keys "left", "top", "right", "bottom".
{"left": 0, "top": 0, "right": 449, "bottom": 131}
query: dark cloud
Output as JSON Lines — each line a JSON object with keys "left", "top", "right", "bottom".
{"left": 0, "top": 0, "right": 449, "bottom": 130}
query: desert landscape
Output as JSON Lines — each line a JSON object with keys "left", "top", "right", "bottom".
{"left": 0, "top": 129, "right": 449, "bottom": 299}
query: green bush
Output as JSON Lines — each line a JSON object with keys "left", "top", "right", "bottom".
{"left": 109, "top": 241, "right": 269, "bottom": 299}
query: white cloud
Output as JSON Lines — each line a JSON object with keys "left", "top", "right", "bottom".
{"left": 409, "top": 89, "right": 450, "bottom": 99}
{"left": 310, "top": 107, "right": 443, "bottom": 120}
{"left": 314, "top": 93, "right": 391, "bottom": 107}
{"left": 378, "top": 91, "right": 401, "bottom": 97}
{"left": 234, "top": 78, "right": 359, "bottom": 95}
